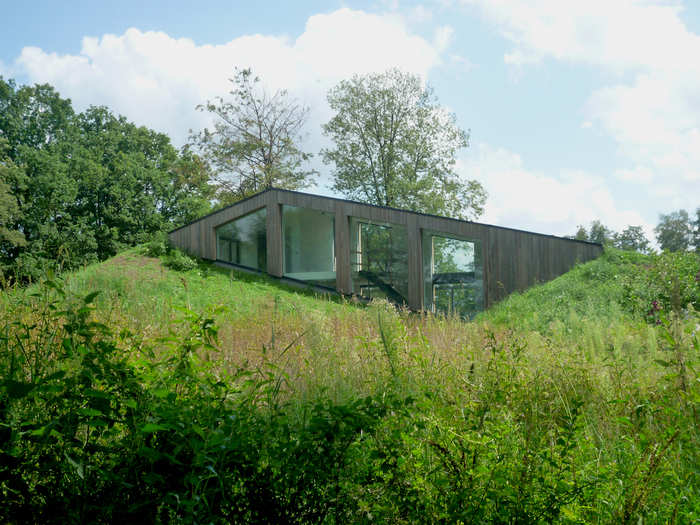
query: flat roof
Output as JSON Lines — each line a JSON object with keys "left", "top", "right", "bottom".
{"left": 169, "top": 187, "right": 602, "bottom": 247}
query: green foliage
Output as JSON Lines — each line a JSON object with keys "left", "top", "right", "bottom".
{"left": 1, "top": 249, "right": 698, "bottom": 522}
{"left": 693, "top": 207, "right": 700, "bottom": 253}
{"left": 190, "top": 67, "right": 316, "bottom": 203}
{"left": 144, "top": 231, "right": 170, "bottom": 258}
{"left": 0, "top": 281, "right": 404, "bottom": 523}
{"left": 322, "top": 68, "right": 486, "bottom": 220}
{"left": 655, "top": 209, "right": 693, "bottom": 252}
{"left": 620, "top": 250, "right": 700, "bottom": 321}
{"left": 485, "top": 248, "right": 699, "bottom": 332}
{"left": 163, "top": 248, "right": 198, "bottom": 272}
{"left": 614, "top": 225, "right": 651, "bottom": 253}
{"left": 571, "top": 221, "right": 651, "bottom": 253}
{"left": 0, "top": 77, "right": 215, "bottom": 281}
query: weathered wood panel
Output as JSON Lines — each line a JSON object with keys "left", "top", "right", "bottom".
{"left": 334, "top": 201, "right": 352, "bottom": 294}
{"left": 168, "top": 188, "right": 603, "bottom": 310}
{"left": 266, "top": 192, "right": 283, "bottom": 277}
{"left": 168, "top": 192, "right": 268, "bottom": 261}
{"left": 406, "top": 214, "right": 422, "bottom": 308}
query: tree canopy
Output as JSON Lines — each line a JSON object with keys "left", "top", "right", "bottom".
{"left": 572, "top": 221, "right": 651, "bottom": 253}
{"left": 0, "top": 77, "right": 214, "bottom": 281}
{"left": 321, "top": 69, "right": 486, "bottom": 220}
{"left": 190, "top": 68, "right": 315, "bottom": 204}
{"left": 655, "top": 210, "right": 692, "bottom": 252}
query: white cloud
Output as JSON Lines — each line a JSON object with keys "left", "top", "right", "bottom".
{"left": 462, "top": 0, "right": 699, "bottom": 71}
{"left": 433, "top": 25, "right": 454, "bottom": 52}
{"left": 461, "top": 143, "right": 654, "bottom": 238}
{"left": 461, "top": 0, "right": 700, "bottom": 215}
{"left": 11, "top": 8, "right": 446, "bottom": 147}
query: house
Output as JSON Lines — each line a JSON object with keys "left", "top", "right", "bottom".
{"left": 168, "top": 188, "right": 602, "bottom": 317}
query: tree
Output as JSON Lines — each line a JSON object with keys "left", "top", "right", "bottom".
{"left": 0, "top": 77, "right": 215, "bottom": 280}
{"left": 588, "top": 220, "right": 614, "bottom": 245}
{"left": 190, "top": 68, "right": 315, "bottom": 203}
{"left": 0, "top": 139, "right": 27, "bottom": 266}
{"left": 691, "top": 207, "right": 700, "bottom": 253}
{"left": 655, "top": 210, "right": 691, "bottom": 252}
{"left": 572, "top": 225, "right": 588, "bottom": 241}
{"left": 613, "top": 225, "right": 650, "bottom": 253}
{"left": 321, "top": 69, "right": 486, "bottom": 220}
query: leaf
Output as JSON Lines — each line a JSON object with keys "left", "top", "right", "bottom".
{"left": 83, "top": 291, "right": 100, "bottom": 304}
{"left": 64, "top": 452, "right": 85, "bottom": 479}
{"left": 78, "top": 408, "right": 103, "bottom": 417}
{"left": 2, "top": 379, "right": 35, "bottom": 398}
{"left": 140, "top": 423, "right": 171, "bottom": 433}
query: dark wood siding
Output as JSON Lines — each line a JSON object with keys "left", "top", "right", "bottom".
{"left": 169, "top": 188, "right": 603, "bottom": 309}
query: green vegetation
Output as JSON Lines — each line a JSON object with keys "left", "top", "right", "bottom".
{"left": 0, "top": 77, "right": 214, "bottom": 283}
{"left": 322, "top": 68, "right": 486, "bottom": 220}
{"left": 190, "top": 67, "right": 316, "bottom": 203}
{"left": 1, "top": 247, "right": 698, "bottom": 523}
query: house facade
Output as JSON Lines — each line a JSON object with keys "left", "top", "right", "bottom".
{"left": 169, "top": 188, "right": 602, "bottom": 317}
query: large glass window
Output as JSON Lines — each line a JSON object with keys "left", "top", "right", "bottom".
{"left": 422, "top": 231, "right": 483, "bottom": 318}
{"left": 215, "top": 208, "right": 267, "bottom": 270}
{"left": 283, "top": 206, "right": 336, "bottom": 288}
{"left": 350, "top": 218, "right": 408, "bottom": 305}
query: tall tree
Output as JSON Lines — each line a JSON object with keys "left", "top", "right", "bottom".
{"left": 655, "top": 210, "right": 691, "bottom": 252}
{"left": 322, "top": 69, "right": 486, "bottom": 220}
{"left": 190, "top": 68, "right": 315, "bottom": 203}
{"left": 587, "top": 220, "right": 614, "bottom": 245}
{"left": 614, "top": 225, "right": 650, "bottom": 253}
{"left": 0, "top": 139, "right": 27, "bottom": 266}
{"left": 691, "top": 207, "right": 700, "bottom": 253}
{"left": 572, "top": 225, "right": 589, "bottom": 241}
{"left": 0, "top": 77, "right": 215, "bottom": 280}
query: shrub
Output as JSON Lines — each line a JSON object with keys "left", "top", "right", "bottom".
{"left": 144, "top": 231, "right": 170, "bottom": 258}
{"left": 163, "top": 249, "right": 198, "bottom": 272}
{"left": 621, "top": 251, "right": 700, "bottom": 321}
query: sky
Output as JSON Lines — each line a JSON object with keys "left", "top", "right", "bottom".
{"left": 2, "top": 0, "right": 699, "bottom": 241}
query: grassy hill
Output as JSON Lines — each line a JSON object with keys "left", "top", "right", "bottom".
{"left": 1, "top": 247, "right": 699, "bottom": 523}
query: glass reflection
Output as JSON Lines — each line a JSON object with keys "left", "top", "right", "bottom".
{"left": 350, "top": 218, "right": 408, "bottom": 304}
{"left": 215, "top": 208, "right": 267, "bottom": 270}
{"left": 422, "top": 231, "right": 483, "bottom": 318}
{"left": 283, "top": 206, "right": 336, "bottom": 288}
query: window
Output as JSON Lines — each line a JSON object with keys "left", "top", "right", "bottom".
{"left": 422, "top": 231, "right": 483, "bottom": 318}
{"left": 350, "top": 218, "right": 408, "bottom": 304}
{"left": 282, "top": 206, "right": 336, "bottom": 288}
{"left": 215, "top": 208, "right": 267, "bottom": 271}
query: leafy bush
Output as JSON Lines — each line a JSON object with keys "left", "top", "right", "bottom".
{"left": 621, "top": 250, "right": 700, "bottom": 321}
{"left": 144, "top": 231, "right": 170, "bottom": 258}
{"left": 1, "top": 253, "right": 699, "bottom": 523}
{"left": 163, "top": 249, "right": 198, "bottom": 272}
{"left": 0, "top": 281, "right": 405, "bottom": 523}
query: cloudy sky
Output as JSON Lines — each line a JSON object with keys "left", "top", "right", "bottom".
{"left": 2, "top": 0, "right": 699, "bottom": 240}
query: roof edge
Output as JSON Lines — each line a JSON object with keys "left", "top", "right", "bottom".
{"left": 169, "top": 187, "right": 603, "bottom": 248}
{"left": 168, "top": 188, "right": 272, "bottom": 235}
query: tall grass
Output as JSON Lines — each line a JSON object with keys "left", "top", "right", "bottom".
{"left": 1, "top": 247, "right": 698, "bottom": 522}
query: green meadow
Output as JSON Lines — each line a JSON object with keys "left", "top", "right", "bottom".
{"left": 1, "top": 247, "right": 698, "bottom": 523}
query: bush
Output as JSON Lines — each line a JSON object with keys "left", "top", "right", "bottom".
{"left": 2, "top": 256, "right": 699, "bottom": 523}
{"left": 163, "top": 249, "right": 198, "bottom": 272}
{"left": 144, "top": 232, "right": 169, "bottom": 258}
{"left": 621, "top": 250, "right": 700, "bottom": 321}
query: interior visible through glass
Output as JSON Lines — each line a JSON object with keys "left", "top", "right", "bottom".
{"left": 350, "top": 218, "right": 408, "bottom": 304}
{"left": 283, "top": 205, "right": 336, "bottom": 288}
{"left": 215, "top": 207, "right": 267, "bottom": 270}
{"left": 422, "top": 231, "right": 483, "bottom": 318}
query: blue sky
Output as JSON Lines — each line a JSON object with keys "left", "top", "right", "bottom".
{"left": 2, "top": 0, "right": 699, "bottom": 240}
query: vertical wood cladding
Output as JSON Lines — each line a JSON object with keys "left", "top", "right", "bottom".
{"left": 169, "top": 189, "right": 603, "bottom": 309}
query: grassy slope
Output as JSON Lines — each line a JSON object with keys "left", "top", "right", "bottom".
{"left": 11, "top": 247, "right": 670, "bottom": 398}
{"left": 3, "top": 247, "right": 698, "bottom": 522}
